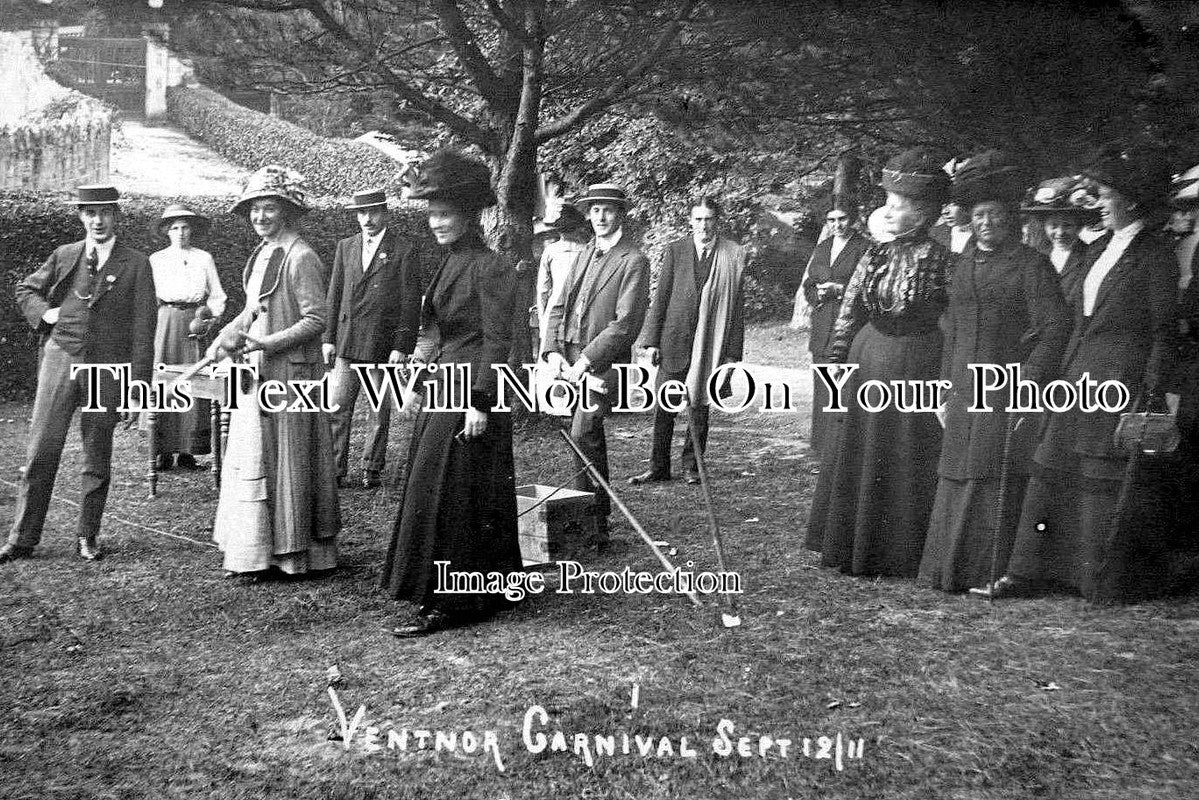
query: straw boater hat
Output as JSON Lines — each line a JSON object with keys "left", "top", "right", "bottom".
{"left": 345, "top": 188, "right": 388, "bottom": 210}
{"left": 1078, "top": 146, "right": 1174, "bottom": 211}
{"left": 71, "top": 184, "right": 126, "bottom": 207}
{"left": 950, "top": 149, "right": 1028, "bottom": 206}
{"left": 157, "top": 203, "right": 211, "bottom": 236}
{"left": 574, "top": 183, "right": 631, "bottom": 211}
{"left": 230, "top": 165, "right": 309, "bottom": 217}
{"left": 878, "top": 148, "right": 951, "bottom": 204}
{"left": 406, "top": 150, "right": 496, "bottom": 211}
{"left": 1021, "top": 177, "right": 1102, "bottom": 223}
{"left": 1171, "top": 164, "right": 1199, "bottom": 207}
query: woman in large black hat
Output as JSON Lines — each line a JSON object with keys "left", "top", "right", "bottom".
{"left": 145, "top": 204, "right": 226, "bottom": 470}
{"left": 918, "top": 151, "right": 1071, "bottom": 593}
{"left": 992, "top": 147, "right": 1179, "bottom": 602}
{"left": 805, "top": 147, "right": 955, "bottom": 577}
{"left": 1020, "top": 177, "right": 1104, "bottom": 307}
{"left": 382, "top": 150, "right": 523, "bottom": 636}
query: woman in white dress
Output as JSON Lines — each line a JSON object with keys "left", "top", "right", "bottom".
{"left": 146, "top": 204, "right": 226, "bottom": 470}
{"left": 207, "top": 166, "right": 340, "bottom": 578}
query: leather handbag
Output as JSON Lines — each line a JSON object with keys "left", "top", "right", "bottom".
{"left": 1113, "top": 411, "right": 1180, "bottom": 456}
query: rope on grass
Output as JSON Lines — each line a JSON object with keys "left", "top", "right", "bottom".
{"left": 0, "top": 475, "right": 218, "bottom": 549}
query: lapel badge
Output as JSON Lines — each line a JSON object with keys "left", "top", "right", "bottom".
{"left": 105, "top": 274, "right": 116, "bottom": 283}
{"left": 378, "top": 252, "right": 388, "bottom": 264}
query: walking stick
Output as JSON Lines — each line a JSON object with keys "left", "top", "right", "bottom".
{"left": 984, "top": 413, "right": 1024, "bottom": 603}
{"left": 684, "top": 401, "right": 743, "bottom": 628}
{"left": 557, "top": 429, "right": 702, "bottom": 608}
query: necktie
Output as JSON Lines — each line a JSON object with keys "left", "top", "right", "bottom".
{"left": 86, "top": 248, "right": 99, "bottom": 273}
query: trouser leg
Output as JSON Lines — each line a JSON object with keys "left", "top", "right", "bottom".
{"left": 361, "top": 364, "right": 394, "bottom": 475}
{"left": 680, "top": 403, "right": 711, "bottom": 475}
{"left": 327, "top": 357, "right": 359, "bottom": 479}
{"left": 8, "top": 342, "right": 78, "bottom": 548}
{"left": 77, "top": 393, "right": 119, "bottom": 541}
{"left": 649, "top": 405, "right": 676, "bottom": 476}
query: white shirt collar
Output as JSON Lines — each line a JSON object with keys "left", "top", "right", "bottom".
{"left": 86, "top": 237, "right": 116, "bottom": 269}
{"left": 594, "top": 227, "right": 623, "bottom": 252}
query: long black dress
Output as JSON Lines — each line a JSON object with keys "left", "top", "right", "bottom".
{"left": 1006, "top": 225, "right": 1178, "bottom": 602}
{"left": 380, "top": 233, "right": 523, "bottom": 617}
{"left": 805, "top": 230, "right": 953, "bottom": 577}
{"left": 918, "top": 242, "right": 1071, "bottom": 591}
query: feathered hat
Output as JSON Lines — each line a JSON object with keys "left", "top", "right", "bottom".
{"left": 406, "top": 150, "right": 496, "bottom": 211}
{"left": 878, "top": 147, "right": 951, "bottom": 204}
{"left": 951, "top": 150, "right": 1029, "bottom": 206}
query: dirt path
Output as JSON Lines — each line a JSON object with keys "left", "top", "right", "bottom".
{"left": 109, "top": 120, "right": 250, "bottom": 196}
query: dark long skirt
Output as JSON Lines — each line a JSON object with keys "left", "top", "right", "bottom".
{"left": 805, "top": 323, "right": 944, "bottom": 577}
{"left": 1006, "top": 459, "right": 1176, "bottom": 603}
{"left": 918, "top": 476, "right": 1028, "bottom": 591}
{"left": 146, "top": 304, "right": 211, "bottom": 455}
{"left": 380, "top": 405, "right": 522, "bottom": 617}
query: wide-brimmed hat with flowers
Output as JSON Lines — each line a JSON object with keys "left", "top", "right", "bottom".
{"left": 1020, "top": 177, "right": 1101, "bottom": 222}
{"left": 405, "top": 150, "right": 496, "bottom": 211}
{"left": 157, "top": 203, "right": 211, "bottom": 236}
{"left": 230, "top": 165, "right": 309, "bottom": 217}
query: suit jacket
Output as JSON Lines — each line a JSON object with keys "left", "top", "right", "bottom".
{"left": 544, "top": 233, "right": 650, "bottom": 375}
{"left": 16, "top": 239, "right": 157, "bottom": 383}
{"left": 323, "top": 228, "right": 421, "bottom": 362}
{"left": 1049, "top": 228, "right": 1178, "bottom": 459}
{"left": 639, "top": 236, "right": 746, "bottom": 374}
{"left": 215, "top": 236, "right": 327, "bottom": 381}
{"left": 801, "top": 232, "right": 870, "bottom": 359}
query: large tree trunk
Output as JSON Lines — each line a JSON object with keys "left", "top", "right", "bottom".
{"left": 833, "top": 151, "right": 862, "bottom": 213}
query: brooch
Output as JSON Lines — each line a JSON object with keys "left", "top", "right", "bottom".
{"left": 105, "top": 275, "right": 116, "bottom": 283}
{"left": 378, "top": 252, "right": 389, "bottom": 263}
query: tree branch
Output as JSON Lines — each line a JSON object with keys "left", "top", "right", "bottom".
{"left": 535, "top": 0, "right": 699, "bottom": 143}
{"left": 295, "top": 0, "right": 498, "bottom": 151}
{"left": 429, "top": 0, "right": 514, "bottom": 111}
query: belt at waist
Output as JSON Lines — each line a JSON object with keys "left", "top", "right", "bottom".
{"left": 868, "top": 317, "right": 941, "bottom": 337}
{"left": 160, "top": 300, "right": 202, "bottom": 310}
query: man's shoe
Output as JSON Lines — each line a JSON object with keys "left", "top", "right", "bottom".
{"left": 362, "top": 471, "right": 382, "bottom": 489}
{"left": 391, "top": 609, "right": 453, "bottom": 638}
{"left": 684, "top": 471, "right": 701, "bottom": 485}
{"left": 77, "top": 537, "right": 102, "bottom": 561}
{"left": 628, "top": 470, "right": 670, "bottom": 485}
{"left": 0, "top": 543, "right": 34, "bottom": 564}
{"left": 175, "top": 454, "right": 199, "bottom": 470}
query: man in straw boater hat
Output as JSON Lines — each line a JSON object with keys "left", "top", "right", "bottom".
{"left": 631, "top": 195, "right": 746, "bottom": 486}
{"left": 322, "top": 188, "right": 421, "bottom": 489}
{"left": 2, "top": 185, "right": 156, "bottom": 563}
{"left": 542, "top": 183, "right": 650, "bottom": 543}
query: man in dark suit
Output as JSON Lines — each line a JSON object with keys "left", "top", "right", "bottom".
{"left": 543, "top": 184, "right": 650, "bottom": 538}
{"left": 2, "top": 185, "right": 156, "bottom": 563}
{"left": 802, "top": 204, "right": 871, "bottom": 451}
{"left": 631, "top": 196, "right": 746, "bottom": 485}
{"left": 322, "top": 188, "right": 421, "bottom": 489}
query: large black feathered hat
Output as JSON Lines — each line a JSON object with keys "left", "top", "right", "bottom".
{"left": 1079, "top": 145, "right": 1174, "bottom": 210}
{"left": 406, "top": 150, "right": 497, "bottom": 211}
{"left": 951, "top": 149, "right": 1029, "bottom": 206}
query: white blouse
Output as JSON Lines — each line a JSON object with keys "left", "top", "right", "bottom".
{"left": 149, "top": 246, "right": 227, "bottom": 316}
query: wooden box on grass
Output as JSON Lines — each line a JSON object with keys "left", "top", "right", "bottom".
{"left": 515, "top": 484, "right": 596, "bottom": 566}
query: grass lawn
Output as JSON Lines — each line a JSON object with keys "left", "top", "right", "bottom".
{"left": 1, "top": 323, "right": 1196, "bottom": 799}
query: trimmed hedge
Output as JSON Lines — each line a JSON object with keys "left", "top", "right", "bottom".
{"left": 166, "top": 85, "right": 405, "bottom": 196}
{"left": 0, "top": 190, "right": 433, "bottom": 399}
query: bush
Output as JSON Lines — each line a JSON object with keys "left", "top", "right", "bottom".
{"left": 166, "top": 85, "right": 406, "bottom": 196}
{"left": 0, "top": 190, "right": 433, "bottom": 399}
